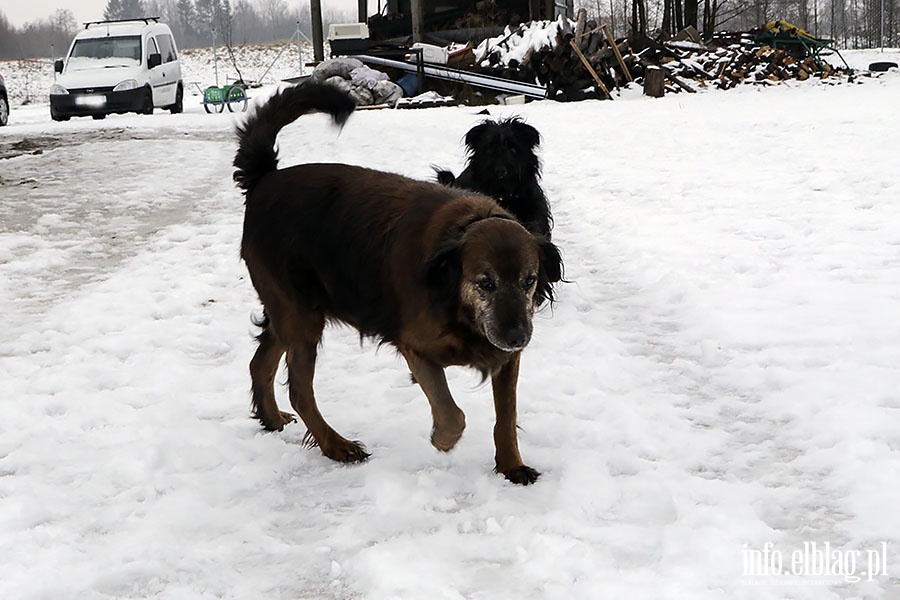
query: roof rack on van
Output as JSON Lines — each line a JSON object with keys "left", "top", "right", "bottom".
{"left": 83, "top": 17, "right": 161, "bottom": 29}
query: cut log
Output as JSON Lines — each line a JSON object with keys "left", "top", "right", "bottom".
{"left": 644, "top": 66, "right": 665, "bottom": 97}
{"left": 558, "top": 18, "right": 574, "bottom": 44}
{"left": 586, "top": 31, "right": 602, "bottom": 55}
{"left": 574, "top": 8, "right": 587, "bottom": 41}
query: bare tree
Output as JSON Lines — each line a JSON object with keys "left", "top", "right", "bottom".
{"left": 258, "top": 0, "right": 289, "bottom": 38}
{"left": 632, "top": 0, "right": 648, "bottom": 36}
{"left": 104, "top": 0, "right": 146, "bottom": 20}
{"left": 5, "top": 0, "right": 897, "bottom": 59}
{"left": 685, "top": 0, "right": 698, "bottom": 28}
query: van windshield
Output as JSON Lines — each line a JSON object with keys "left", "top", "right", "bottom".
{"left": 68, "top": 35, "right": 142, "bottom": 70}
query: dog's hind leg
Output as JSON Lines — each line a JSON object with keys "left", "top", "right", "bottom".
{"left": 285, "top": 311, "right": 370, "bottom": 463}
{"left": 249, "top": 318, "right": 296, "bottom": 431}
{"left": 403, "top": 351, "right": 466, "bottom": 452}
{"left": 491, "top": 352, "right": 540, "bottom": 485}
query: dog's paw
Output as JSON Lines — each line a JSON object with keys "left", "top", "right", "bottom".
{"left": 258, "top": 410, "right": 297, "bottom": 432}
{"left": 431, "top": 427, "right": 464, "bottom": 452}
{"left": 500, "top": 465, "right": 541, "bottom": 485}
{"left": 431, "top": 414, "right": 466, "bottom": 452}
{"left": 322, "top": 439, "right": 371, "bottom": 463}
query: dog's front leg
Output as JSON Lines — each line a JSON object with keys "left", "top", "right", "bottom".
{"left": 404, "top": 351, "right": 466, "bottom": 452}
{"left": 492, "top": 352, "right": 540, "bottom": 485}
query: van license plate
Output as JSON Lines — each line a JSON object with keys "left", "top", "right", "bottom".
{"left": 75, "top": 95, "right": 105, "bottom": 108}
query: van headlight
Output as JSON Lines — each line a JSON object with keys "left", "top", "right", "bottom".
{"left": 113, "top": 79, "right": 139, "bottom": 92}
{"left": 50, "top": 84, "right": 69, "bottom": 95}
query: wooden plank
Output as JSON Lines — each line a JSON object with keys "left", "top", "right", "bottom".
{"left": 601, "top": 24, "right": 633, "bottom": 82}
{"left": 663, "top": 68, "right": 697, "bottom": 93}
{"left": 568, "top": 39, "right": 612, "bottom": 99}
{"left": 574, "top": 24, "right": 605, "bottom": 40}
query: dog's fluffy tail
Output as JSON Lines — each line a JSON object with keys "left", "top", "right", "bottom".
{"left": 233, "top": 82, "right": 356, "bottom": 194}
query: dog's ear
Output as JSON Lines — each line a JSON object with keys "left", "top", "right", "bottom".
{"left": 511, "top": 120, "right": 541, "bottom": 150}
{"left": 434, "top": 168, "right": 456, "bottom": 186}
{"left": 463, "top": 122, "right": 494, "bottom": 153}
{"left": 535, "top": 237, "right": 563, "bottom": 306}
{"left": 426, "top": 239, "right": 464, "bottom": 313}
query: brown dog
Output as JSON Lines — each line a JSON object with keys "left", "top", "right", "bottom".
{"left": 233, "top": 83, "right": 562, "bottom": 484}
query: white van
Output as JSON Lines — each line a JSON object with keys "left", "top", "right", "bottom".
{"left": 50, "top": 17, "right": 183, "bottom": 121}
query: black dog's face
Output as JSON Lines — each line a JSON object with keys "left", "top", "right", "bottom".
{"left": 464, "top": 118, "right": 541, "bottom": 197}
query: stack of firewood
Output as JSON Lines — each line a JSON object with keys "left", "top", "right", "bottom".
{"left": 473, "top": 14, "right": 850, "bottom": 101}
{"left": 638, "top": 38, "right": 843, "bottom": 91}
{"left": 476, "top": 13, "right": 636, "bottom": 101}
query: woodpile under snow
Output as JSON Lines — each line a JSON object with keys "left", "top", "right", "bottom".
{"left": 473, "top": 15, "right": 851, "bottom": 101}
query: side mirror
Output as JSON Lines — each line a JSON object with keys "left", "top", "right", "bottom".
{"left": 54, "top": 59, "right": 64, "bottom": 74}
{"left": 148, "top": 53, "right": 162, "bottom": 69}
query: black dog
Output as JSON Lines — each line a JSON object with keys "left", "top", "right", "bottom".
{"left": 436, "top": 117, "right": 552, "bottom": 239}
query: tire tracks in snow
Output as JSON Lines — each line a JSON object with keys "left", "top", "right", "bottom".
{"left": 0, "top": 128, "right": 235, "bottom": 350}
{"left": 548, "top": 201, "right": 856, "bottom": 551}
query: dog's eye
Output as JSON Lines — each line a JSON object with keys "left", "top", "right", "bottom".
{"left": 478, "top": 278, "right": 496, "bottom": 292}
{"left": 522, "top": 276, "right": 536, "bottom": 289}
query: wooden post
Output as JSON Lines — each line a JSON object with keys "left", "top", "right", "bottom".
{"left": 569, "top": 39, "right": 612, "bottom": 99}
{"left": 643, "top": 65, "right": 665, "bottom": 96}
{"left": 358, "top": 0, "right": 368, "bottom": 23}
{"left": 411, "top": 0, "right": 424, "bottom": 43}
{"left": 602, "top": 24, "right": 633, "bottom": 82}
{"left": 310, "top": 0, "right": 325, "bottom": 62}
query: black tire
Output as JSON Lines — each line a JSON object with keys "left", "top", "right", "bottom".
{"left": 226, "top": 86, "right": 247, "bottom": 112}
{"left": 92, "top": 113, "right": 107, "bottom": 120}
{"left": 202, "top": 86, "right": 225, "bottom": 114}
{"left": 0, "top": 96, "right": 8, "bottom": 126}
{"left": 140, "top": 88, "right": 154, "bottom": 115}
{"left": 869, "top": 61, "right": 898, "bottom": 72}
{"left": 168, "top": 83, "right": 183, "bottom": 114}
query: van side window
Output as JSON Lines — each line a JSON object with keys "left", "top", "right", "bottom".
{"left": 147, "top": 37, "right": 159, "bottom": 60}
{"left": 156, "top": 34, "right": 177, "bottom": 64}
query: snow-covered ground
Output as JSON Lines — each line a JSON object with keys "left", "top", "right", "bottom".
{"left": 1, "top": 49, "right": 899, "bottom": 599}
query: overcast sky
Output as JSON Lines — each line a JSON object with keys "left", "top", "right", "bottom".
{"left": 2, "top": 1, "right": 367, "bottom": 28}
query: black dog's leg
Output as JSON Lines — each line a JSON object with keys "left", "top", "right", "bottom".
{"left": 249, "top": 318, "right": 295, "bottom": 431}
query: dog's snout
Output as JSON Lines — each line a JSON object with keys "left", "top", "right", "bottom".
{"left": 504, "top": 326, "right": 529, "bottom": 350}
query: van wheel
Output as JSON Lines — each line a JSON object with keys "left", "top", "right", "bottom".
{"left": 0, "top": 96, "right": 9, "bottom": 126}
{"left": 141, "top": 88, "right": 154, "bottom": 115}
{"left": 92, "top": 113, "right": 106, "bottom": 120}
{"left": 168, "top": 84, "right": 183, "bottom": 114}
